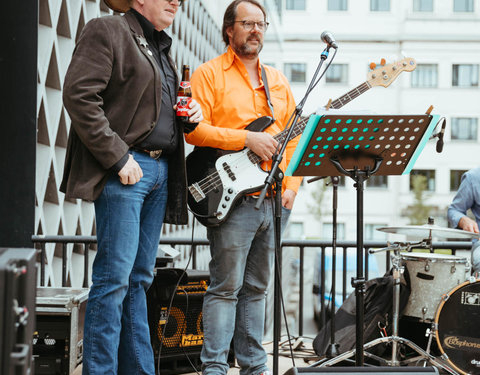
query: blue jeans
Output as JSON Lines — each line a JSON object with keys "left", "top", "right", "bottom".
{"left": 201, "top": 196, "right": 291, "bottom": 375}
{"left": 83, "top": 151, "right": 168, "bottom": 375}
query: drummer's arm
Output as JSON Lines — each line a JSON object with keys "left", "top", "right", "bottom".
{"left": 458, "top": 216, "right": 479, "bottom": 234}
{"left": 448, "top": 172, "right": 476, "bottom": 231}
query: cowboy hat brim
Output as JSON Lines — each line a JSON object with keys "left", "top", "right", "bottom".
{"left": 104, "top": 0, "right": 131, "bottom": 13}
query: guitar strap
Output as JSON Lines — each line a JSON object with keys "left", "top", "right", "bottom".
{"left": 261, "top": 65, "right": 275, "bottom": 123}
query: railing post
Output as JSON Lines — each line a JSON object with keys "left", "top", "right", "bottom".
{"left": 62, "top": 243, "right": 67, "bottom": 287}
{"left": 192, "top": 244, "right": 197, "bottom": 269}
{"left": 40, "top": 244, "right": 46, "bottom": 287}
{"left": 83, "top": 242, "right": 89, "bottom": 288}
{"left": 299, "top": 245, "right": 304, "bottom": 337}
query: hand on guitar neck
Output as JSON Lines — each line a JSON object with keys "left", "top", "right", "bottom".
{"left": 245, "top": 131, "right": 279, "bottom": 161}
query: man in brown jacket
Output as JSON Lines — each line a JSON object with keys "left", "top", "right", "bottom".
{"left": 60, "top": 0, "right": 202, "bottom": 373}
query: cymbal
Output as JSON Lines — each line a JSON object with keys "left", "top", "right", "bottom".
{"left": 376, "top": 224, "right": 479, "bottom": 240}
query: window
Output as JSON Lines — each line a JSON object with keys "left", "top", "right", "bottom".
{"left": 451, "top": 117, "right": 478, "bottom": 140}
{"left": 411, "top": 64, "right": 438, "bottom": 88}
{"left": 365, "top": 224, "right": 387, "bottom": 241}
{"left": 450, "top": 170, "right": 468, "bottom": 191}
{"left": 285, "top": 63, "right": 306, "bottom": 83}
{"left": 366, "top": 175, "right": 388, "bottom": 188}
{"left": 452, "top": 64, "right": 479, "bottom": 87}
{"left": 328, "top": 0, "right": 348, "bottom": 11}
{"left": 322, "top": 223, "right": 346, "bottom": 240}
{"left": 326, "top": 64, "right": 348, "bottom": 84}
{"left": 410, "top": 170, "right": 435, "bottom": 191}
{"left": 413, "top": 0, "right": 433, "bottom": 12}
{"left": 454, "top": 0, "right": 474, "bottom": 12}
{"left": 370, "top": 0, "right": 390, "bottom": 11}
{"left": 286, "top": 0, "right": 306, "bottom": 10}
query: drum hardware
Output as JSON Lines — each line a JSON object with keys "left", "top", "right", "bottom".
{"left": 316, "top": 245, "right": 460, "bottom": 374}
{"left": 377, "top": 218, "right": 479, "bottom": 245}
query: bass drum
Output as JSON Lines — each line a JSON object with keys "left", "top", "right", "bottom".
{"left": 434, "top": 279, "right": 480, "bottom": 375}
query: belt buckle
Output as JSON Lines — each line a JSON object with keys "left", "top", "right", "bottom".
{"left": 149, "top": 149, "right": 162, "bottom": 159}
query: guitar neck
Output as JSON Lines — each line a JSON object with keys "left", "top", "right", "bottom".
{"left": 247, "top": 80, "right": 373, "bottom": 165}
{"left": 330, "top": 81, "right": 372, "bottom": 109}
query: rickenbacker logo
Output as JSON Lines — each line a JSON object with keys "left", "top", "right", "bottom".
{"left": 443, "top": 335, "right": 480, "bottom": 351}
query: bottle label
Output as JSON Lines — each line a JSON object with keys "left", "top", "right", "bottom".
{"left": 179, "top": 81, "right": 191, "bottom": 89}
{"left": 176, "top": 96, "right": 192, "bottom": 117}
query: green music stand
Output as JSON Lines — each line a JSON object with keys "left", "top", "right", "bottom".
{"left": 286, "top": 112, "right": 440, "bottom": 366}
{"left": 286, "top": 113, "right": 440, "bottom": 178}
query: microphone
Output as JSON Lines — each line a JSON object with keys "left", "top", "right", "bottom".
{"left": 436, "top": 118, "right": 446, "bottom": 153}
{"left": 321, "top": 31, "right": 338, "bottom": 49}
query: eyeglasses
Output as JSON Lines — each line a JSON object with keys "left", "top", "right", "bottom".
{"left": 166, "top": 0, "right": 184, "bottom": 6}
{"left": 234, "top": 20, "right": 269, "bottom": 32}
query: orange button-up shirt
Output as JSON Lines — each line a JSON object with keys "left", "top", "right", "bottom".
{"left": 185, "top": 47, "right": 303, "bottom": 193}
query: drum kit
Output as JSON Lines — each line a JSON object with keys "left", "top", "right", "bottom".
{"left": 319, "top": 220, "right": 480, "bottom": 375}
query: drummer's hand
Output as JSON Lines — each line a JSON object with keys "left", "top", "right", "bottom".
{"left": 458, "top": 216, "right": 479, "bottom": 233}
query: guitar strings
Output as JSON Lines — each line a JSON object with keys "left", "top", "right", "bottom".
{"left": 194, "top": 117, "right": 310, "bottom": 195}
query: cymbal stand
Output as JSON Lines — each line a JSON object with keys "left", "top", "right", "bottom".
{"left": 312, "top": 246, "right": 459, "bottom": 374}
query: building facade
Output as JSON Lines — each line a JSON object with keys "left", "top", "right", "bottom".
{"left": 262, "top": 0, "right": 480, "bottom": 241}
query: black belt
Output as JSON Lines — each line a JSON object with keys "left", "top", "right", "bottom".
{"left": 131, "top": 147, "right": 164, "bottom": 159}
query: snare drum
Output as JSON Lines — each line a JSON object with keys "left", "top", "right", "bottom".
{"left": 434, "top": 279, "right": 480, "bottom": 375}
{"left": 400, "top": 252, "right": 469, "bottom": 321}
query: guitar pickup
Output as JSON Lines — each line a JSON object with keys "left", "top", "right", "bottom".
{"left": 222, "top": 162, "right": 236, "bottom": 181}
{"left": 188, "top": 183, "right": 206, "bottom": 203}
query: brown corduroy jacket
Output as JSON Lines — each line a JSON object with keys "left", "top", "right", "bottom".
{"left": 60, "top": 11, "right": 189, "bottom": 225}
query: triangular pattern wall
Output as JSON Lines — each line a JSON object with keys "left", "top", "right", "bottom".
{"left": 36, "top": 0, "right": 223, "bottom": 287}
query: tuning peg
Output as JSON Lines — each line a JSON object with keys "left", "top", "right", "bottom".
{"left": 380, "top": 58, "right": 386, "bottom": 65}
{"left": 369, "top": 62, "right": 376, "bottom": 70}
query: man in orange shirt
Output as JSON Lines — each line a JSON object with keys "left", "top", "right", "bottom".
{"left": 185, "top": 1, "right": 302, "bottom": 374}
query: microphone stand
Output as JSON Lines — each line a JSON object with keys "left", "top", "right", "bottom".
{"left": 255, "top": 45, "right": 337, "bottom": 375}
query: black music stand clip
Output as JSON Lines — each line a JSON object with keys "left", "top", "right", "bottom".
{"left": 287, "top": 112, "right": 440, "bottom": 367}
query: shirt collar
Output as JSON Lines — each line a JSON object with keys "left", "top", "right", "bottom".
{"left": 131, "top": 8, "right": 172, "bottom": 52}
{"left": 223, "top": 46, "right": 262, "bottom": 75}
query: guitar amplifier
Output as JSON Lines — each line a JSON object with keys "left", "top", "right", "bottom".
{"left": 0, "top": 248, "right": 36, "bottom": 375}
{"left": 33, "top": 287, "right": 88, "bottom": 375}
{"left": 147, "top": 268, "right": 208, "bottom": 372}
{"left": 147, "top": 268, "right": 234, "bottom": 374}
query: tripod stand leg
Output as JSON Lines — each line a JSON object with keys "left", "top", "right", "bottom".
{"left": 398, "top": 337, "right": 459, "bottom": 374}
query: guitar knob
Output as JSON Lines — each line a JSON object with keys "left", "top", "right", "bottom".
{"left": 222, "top": 204, "right": 227, "bottom": 208}
{"left": 228, "top": 188, "right": 233, "bottom": 194}
{"left": 380, "top": 58, "right": 386, "bottom": 65}
{"left": 369, "top": 62, "right": 376, "bottom": 70}
{"left": 225, "top": 196, "right": 230, "bottom": 201}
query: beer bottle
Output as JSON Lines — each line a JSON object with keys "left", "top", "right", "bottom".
{"left": 176, "top": 65, "right": 192, "bottom": 122}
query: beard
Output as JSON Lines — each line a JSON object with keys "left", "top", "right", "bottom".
{"left": 232, "top": 35, "right": 263, "bottom": 58}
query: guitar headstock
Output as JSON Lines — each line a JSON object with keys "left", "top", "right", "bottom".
{"left": 366, "top": 57, "right": 416, "bottom": 88}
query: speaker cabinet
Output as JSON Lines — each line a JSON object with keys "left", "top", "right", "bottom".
{"left": 284, "top": 367, "right": 439, "bottom": 375}
{"left": 147, "top": 268, "right": 209, "bottom": 374}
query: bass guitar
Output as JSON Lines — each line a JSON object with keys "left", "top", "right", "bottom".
{"left": 186, "top": 57, "right": 417, "bottom": 227}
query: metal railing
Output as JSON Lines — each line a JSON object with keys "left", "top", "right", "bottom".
{"left": 31, "top": 235, "right": 472, "bottom": 336}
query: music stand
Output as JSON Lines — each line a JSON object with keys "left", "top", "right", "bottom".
{"left": 286, "top": 112, "right": 441, "bottom": 367}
